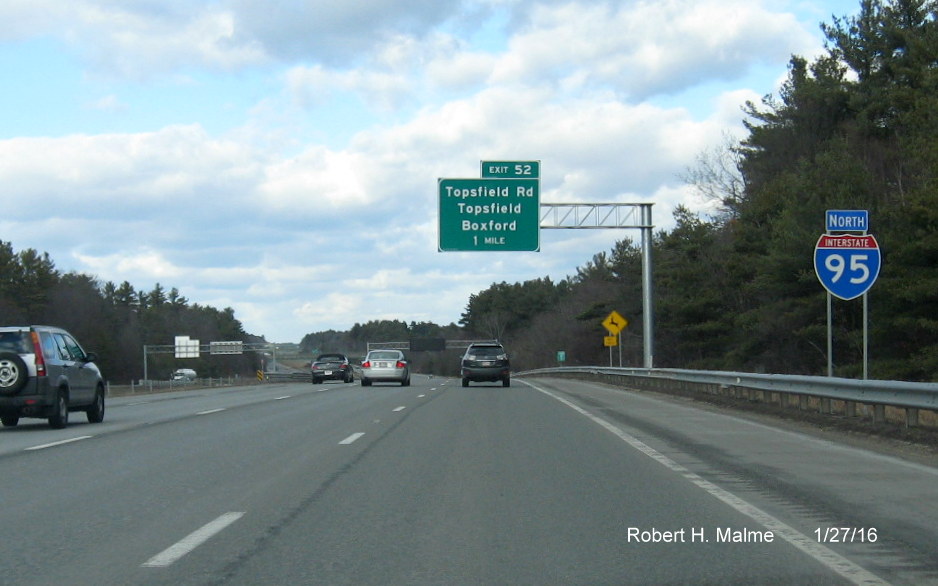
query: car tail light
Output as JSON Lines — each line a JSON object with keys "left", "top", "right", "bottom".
{"left": 396, "top": 361, "right": 406, "bottom": 369}
{"left": 30, "top": 331, "right": 46, "bottom": 376}
{"left": 362, "top": 361, "right": 371, "bottom": 368}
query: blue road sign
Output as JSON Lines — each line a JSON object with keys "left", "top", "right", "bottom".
{"left": 814, "top": 234, "right": 881, "bottom": 300}
{"left": 826, "top": 210, "right": 869, "bottom": 233}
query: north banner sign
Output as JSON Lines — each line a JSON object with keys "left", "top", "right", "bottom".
{"left": 814, "top": 234, "right": 881, "bottom": 300}
{"left": 826, "top": 209, "right": 869, "bottom": 233}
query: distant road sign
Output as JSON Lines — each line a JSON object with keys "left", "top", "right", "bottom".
{"left": 481, "top": 161, "right": 540, "bottom": 178}
{"left": 602, "top": 310, "right": 627, "bottom": 334}
{"left": 174, "top": 335, "right": 200, "bottom": 358}
{"left": 826, "top": 210, "right": 869, "bottom": 233}
{"left": 438, "top": 178, "right": 540, "bottom": 251}
{"left": 210, "top": 341, "right": 244, "bottom": 355}
{"left": 814, "top": 234, "right": 881, "bottom": 300}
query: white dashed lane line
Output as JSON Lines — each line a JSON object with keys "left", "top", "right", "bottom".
{"left": 339, "top": 432, "right": 365, "bottom": 445}
{"left": 25, "top": 436, "right": 93, "bottom": 451}
{"left": 393, "top": 406, "right": 406, "bottom": 412}
{"left": 196, "top": 408, "right": 226, "bottom": 415}
{"left": 143, "top": 512, "right": 245, "bottom": 568}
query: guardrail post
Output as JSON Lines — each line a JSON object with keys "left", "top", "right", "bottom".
{"left": 873, "top": 404, "right": 886, "bottom": 424}
{"left": 906, "top": 408, "right": 919, "bottom": 428}
{"left": 845, "top": 401, "right": 857, "bottom": 417}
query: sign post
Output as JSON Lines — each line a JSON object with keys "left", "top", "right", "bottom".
{"left": 602, "top": 310, "right": 627, "bottom": 367}
{"left": 814, "top": 210, "right": 880, "bottom": 378}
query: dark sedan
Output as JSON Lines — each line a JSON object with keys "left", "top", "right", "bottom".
{"left": 311, "top": 353, "right": 354, "bottom": 384}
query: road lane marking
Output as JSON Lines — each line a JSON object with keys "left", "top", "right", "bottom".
{"left": 196, "top": 408, "right": 226, "bottom": 415}
{"left": 274, "top": 396, "right": 291, "bottom": 400}
{"left": 418, "top": 394, "right": 426, "bottom": 398}
{"left": 393, "top": 406, "right": 406, "bottom": 412}
{"left": 25, "top": 436, "right": 93, "bottom": 451}
{"left": 339, "top": 432, "right": 365, "bottom": 445}
{"left": 523, "top": 380, "right": 889, "bottom": 586}
{"left": 143, "top": 512, "right": 245, "bottom": 568}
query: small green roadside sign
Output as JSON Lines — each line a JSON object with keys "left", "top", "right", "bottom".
{"left": 438, "top": 177, "right": 540, "bottom": 251}
{"left": 481, "top": 160, "right": 540, "bottom": 179}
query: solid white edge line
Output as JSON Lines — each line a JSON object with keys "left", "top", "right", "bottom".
{"left": 522, "top": 380, "right": 889, "bottom": 586}
{"left": 25, "top": 436, "right": 93, "bottom": 451}
{"left": 339, "top": 432, "right": 365, "bottom": 445}
{"left": 143, "top": 512, "right": 245, "bottom": 568}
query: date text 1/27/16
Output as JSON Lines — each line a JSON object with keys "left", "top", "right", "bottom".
{"left": 815, "top": 527, "right": 877, "bottom": 543}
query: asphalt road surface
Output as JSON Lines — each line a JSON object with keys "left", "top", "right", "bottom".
{"left": 1, "top": 374, "right": 935, "bottom": 585}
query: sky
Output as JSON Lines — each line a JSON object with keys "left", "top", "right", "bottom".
{"left": 0, "top": 0, "right": 863, "bottom": 343}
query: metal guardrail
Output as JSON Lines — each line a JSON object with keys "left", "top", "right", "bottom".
{"left": 264, "top": 372, "right": 310, "bottom": 383}
{"left": 518, "top": 366, "right": 938, "bottom": 428}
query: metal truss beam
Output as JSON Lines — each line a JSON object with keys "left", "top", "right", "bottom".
{"left": 539, "top": 203, "right": 653, "bottom": 230}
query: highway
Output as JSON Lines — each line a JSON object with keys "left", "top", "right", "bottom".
{"left": 1, "top": 375, "right": 936, "bottom": 585}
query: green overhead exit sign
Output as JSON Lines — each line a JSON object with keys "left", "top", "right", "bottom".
{"left": 481, "top": 160, "right": 540, "bottom": 178}
{"left": 438, "top": 177, "right": 540, "bottom": 251}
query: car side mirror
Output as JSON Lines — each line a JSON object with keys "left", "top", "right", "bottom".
{"left": 84, "top": 352, "right": 98, "bottom": 363}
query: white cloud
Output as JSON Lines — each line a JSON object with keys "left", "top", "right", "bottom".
{"left": 85, "top": 94, "right": 126, "bottom": 112}
{"left": 0, "top": 0, "right": 845, "bottom": 341}
{"left": 493, "top": 0, "right": 815, "bottom": 100}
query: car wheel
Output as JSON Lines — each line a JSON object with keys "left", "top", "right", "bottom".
{"left": 462, "top": 378, "right": 469, "bottom": 387}
{"left": 1, "top": 413, "right": 19, "bottom": 427}
{"left": 48, "top": 389, "right": 69, "bottom": 429}
{"left": 86, "top": 386, "right": 105, "bottom": 423}
{"left": 503, "top": 376, "right": 511, "bottom": 387}
{"left": 401, "top": 377, "right": 410, "bottom": 387}
{"left": 0, "top": 352, "right": 29, "bottom": 394}
{"left": 312, "top": 377, "right": 322, "bottom": 385}
{"left": 361, "top": 378, "right": 372, "bottom": 386}
{"left": 345, "top": 373, "right": 353, "bottom": 383}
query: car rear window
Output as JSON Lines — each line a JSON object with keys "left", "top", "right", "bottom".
{"left": 0, "top": 331, "right": 30, "bottom": 353}
{"left": 470, "top": 346, "right": 504, "bottom": 357}
{"left": 369, "top": 351, "right": 400, "bottom": 360}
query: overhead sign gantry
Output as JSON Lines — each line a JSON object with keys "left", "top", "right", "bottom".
{"left": 438, "top": 160, "right": 656, "bottom": 368}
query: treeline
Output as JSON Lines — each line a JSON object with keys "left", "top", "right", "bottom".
{"left": 301, "top": 1, "right": 938, "bottom": 382}
{"left": 7, "top": 1, "right": 936, "bottom": 383}
{"left": 459, "top": 0, "right": 938, "bottom": 381}
{"left": 0, "top": 241, "right": 262, "bottom": 382}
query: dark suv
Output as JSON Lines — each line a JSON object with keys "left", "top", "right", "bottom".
{"left": 461, "top": 343, "right": 510, "bottom": 387}
{"left": 311, "top": 353, "right": 354, "bottom": 384}
{"left": 0, "top": 325, "right": 106, "bottom": 429}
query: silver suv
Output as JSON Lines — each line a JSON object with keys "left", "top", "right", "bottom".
{"left": 0, "top": 325, "right": 106, "bottom": 429}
